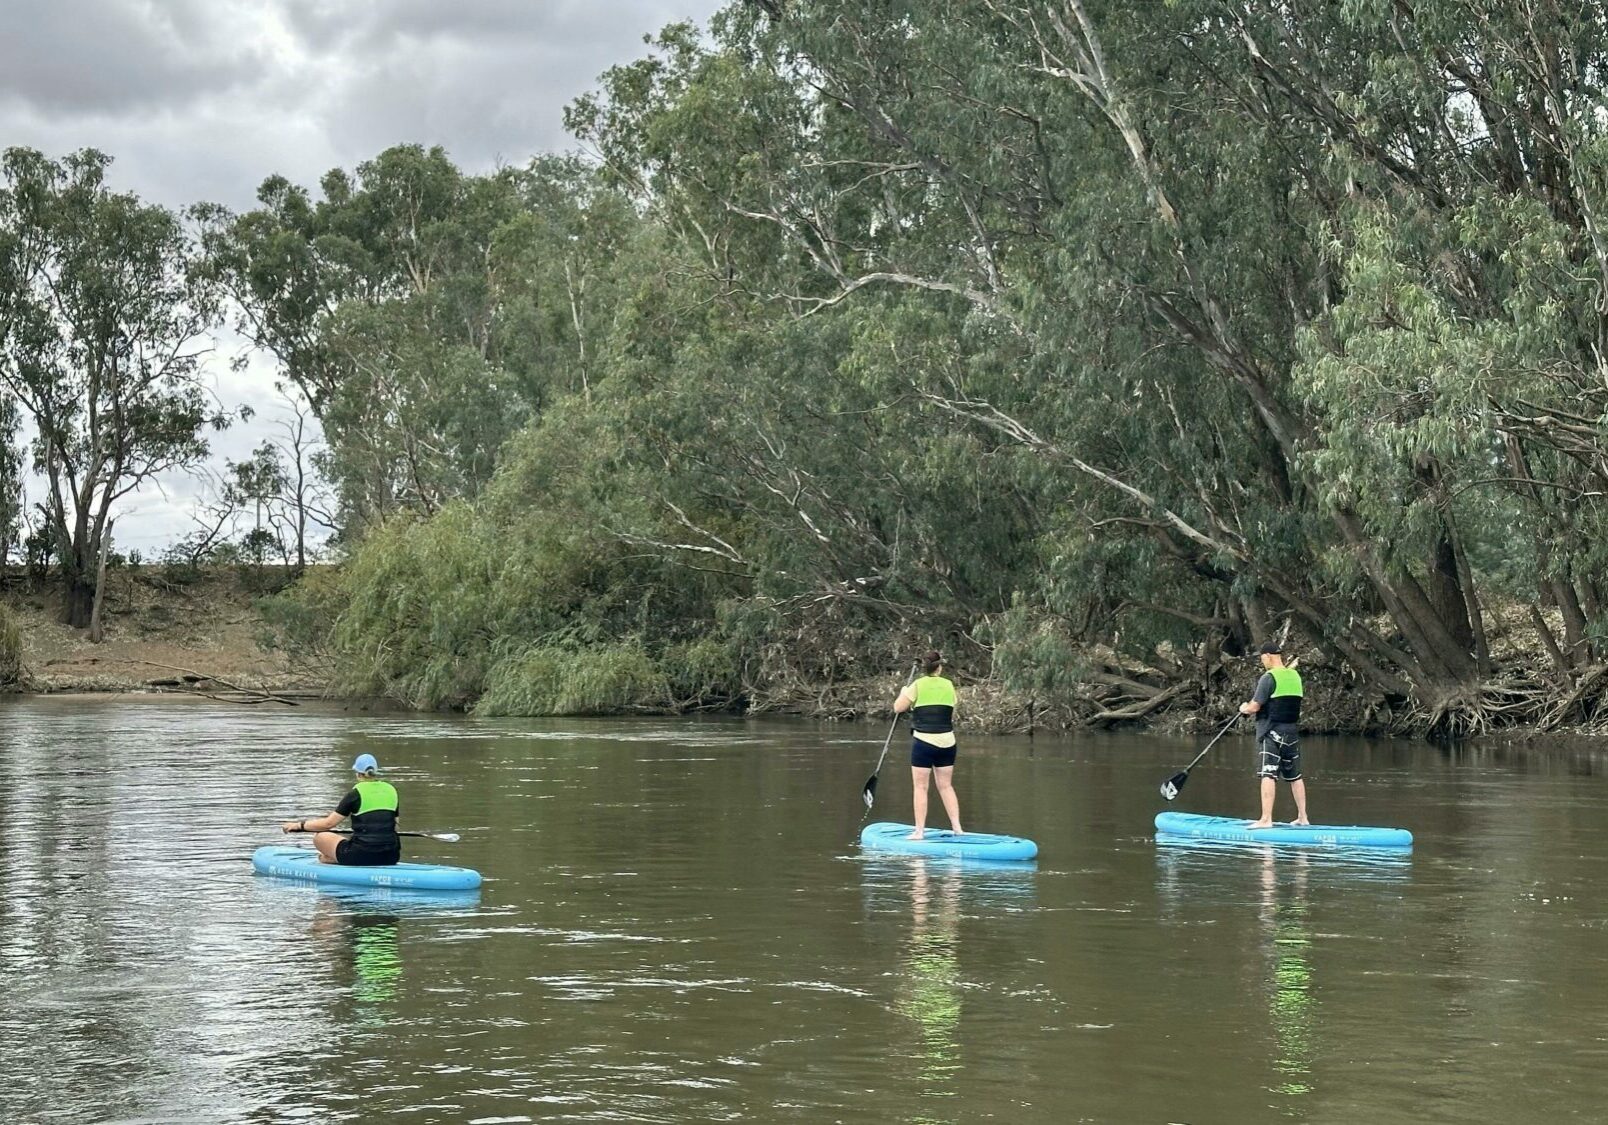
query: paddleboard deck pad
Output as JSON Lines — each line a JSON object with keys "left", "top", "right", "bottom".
{"left": 252, "top": 845, "right": 483, "bottom": 891}
{"left": 1155, "top": 812, "right": 1412, "bottom": 849}
{"left": 860, "top": 822, "right": 1038, "bottom": 861}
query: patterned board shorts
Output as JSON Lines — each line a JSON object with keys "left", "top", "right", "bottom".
{"left": 1256, "top": 726, "right": 1302, "bottom": 782}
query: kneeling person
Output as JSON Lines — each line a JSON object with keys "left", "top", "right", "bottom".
{"left": 1239, "top": 643, "right": 1307, "bottom": 828}
{"left": 281, "top": 753, "right": 401, "bottom": 866}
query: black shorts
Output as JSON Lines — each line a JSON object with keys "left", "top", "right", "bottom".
{"left": 1256, "top": 726, "right": 1302, "bottom": 782}
{"left": 911, "top": 737, "right": 957, "bottom": 769}
{"left": 336, "top": 838, "right": 401, "bottom": 867}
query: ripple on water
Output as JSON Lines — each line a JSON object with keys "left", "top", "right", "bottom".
{"left": 4, "top": 701, "right": 1608, "bottom": 1124}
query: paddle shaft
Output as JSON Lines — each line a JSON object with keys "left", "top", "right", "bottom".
{"left": 286, "top": 827, "right": 460, "bottom": 842}
{"left": 861, "top": 662, "right": 921, "bottom": 811}
{"left": 1177, "top": 712, "right": 1241, "bottom": 775}
{"left": 867, "top": 705, "right": 905, "bottom": 786}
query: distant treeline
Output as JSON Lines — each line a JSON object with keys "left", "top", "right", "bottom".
{"left": 11, "top": 3, "right": 1608, "bottom": 734}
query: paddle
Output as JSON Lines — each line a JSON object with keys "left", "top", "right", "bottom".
{"left": 862, "top": 663, "right": 919, "bottom": 810}
{"left": 1159, "top": 713, "right": 1241, "bottom": 801}
{"left": 286, "top": 827, "right": 462, "bottom": 843}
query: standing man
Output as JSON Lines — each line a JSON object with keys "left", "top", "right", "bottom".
{"left": 1240, "top": 642, "right": 1307, "bottom": 828}
{"left": 893, "top": 650, "right": 962, "bottom": 839}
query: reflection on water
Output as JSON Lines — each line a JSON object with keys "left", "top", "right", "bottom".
{"left": 897, "top": 862, "right": 963, "bottom": 1122}
{"left": 1259, "top": 852, "right": 1313, "bottom": 1105}
{"left": 7, "top": 699, "right": 1608, "bottom": 1122}
{"left": 1155, "top": 834, "right": 1413, "bottom": 885}
{"left": 309, "top": 897, "right": 403, "bottom": 1018}
{"left": 861, "top": 855, "right": 1039, "bottom": 1125}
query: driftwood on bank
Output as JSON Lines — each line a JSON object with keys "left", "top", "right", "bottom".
{"left": 1084, "top": 679, "right": 1195, "bottom": 726}
{"left": 50, "top": 656, "right": 303, "bottom": 706}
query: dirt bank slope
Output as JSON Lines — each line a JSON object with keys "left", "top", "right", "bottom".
{"left": 7, "top": 568, "right": 325, "bottom": 697}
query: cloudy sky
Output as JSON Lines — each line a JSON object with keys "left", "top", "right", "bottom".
{"left": 1, "top": 0, "right": 723, "bottom": 553}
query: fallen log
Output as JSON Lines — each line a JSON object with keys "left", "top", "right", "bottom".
{"left": 65, "top": 657, "right": 301, "bottom": 706}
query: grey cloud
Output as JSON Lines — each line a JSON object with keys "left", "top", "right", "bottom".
{"left": 0, "top": 0, "right": 263, "bottom": 117}
{"left": 286, "top": 0, "right": 716, "bottom": 180}
{"left": 312, "top": 32, "right": 629, "bottom": 173}
{"left": 282, "top": 0, "right": 696, "bottom": 54}
{"left": 0, "top": 0, "right": 722, "bottom": 209}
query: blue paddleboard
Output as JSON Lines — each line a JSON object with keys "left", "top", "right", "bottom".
{"left": 252, "top": 845, "right": 483, "bottom": 891}
{"left": 860, "top": 822, "right": 1038, "bottom": 861}
{"left": 1154, "top": 812, "right": 1412, "bottom": 849}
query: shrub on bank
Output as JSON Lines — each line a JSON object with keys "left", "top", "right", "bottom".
{"left": 0, "top": 602, "right": 25, "bottom": 686}
{"left": 475, "top": 642, "right": 668, "bottom": 716}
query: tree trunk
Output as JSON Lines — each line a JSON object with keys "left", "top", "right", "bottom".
{"left": 61, "top": 570, "right": 95, "bottom": 629}
{"left": 60, "top": 521, "right": 98, "bottom": 628}
{"left": 1425, "top": 531, "right": 1476, "bottom": 654}
{"left": 88, "top": 518, "right": 114, "bottom": 643}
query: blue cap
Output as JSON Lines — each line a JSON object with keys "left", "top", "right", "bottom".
{"left": 352, "top": 753, "right": 379, "bottom": 774}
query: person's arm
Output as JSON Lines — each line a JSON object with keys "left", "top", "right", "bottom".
{"left": 1240, "top": 673, "right": 1274, "bottom": 715}
{"left": 893, "top": 684, "right": 916, "bottom": 714}
{"left": 281, "top": 810, "right": 342, "bottom": 834}
{"left": 281, "top": 789, "right": 359, "bottom": 834}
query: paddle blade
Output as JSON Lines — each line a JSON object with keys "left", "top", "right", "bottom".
{"left": 1159, "top": 772, "right": 1188, "bottom": 801}
{"left": 862, "top": 775, "right": 878, "bottom": 809}
{"left": 433, "top": 833, "right": 461, "bottom": 843}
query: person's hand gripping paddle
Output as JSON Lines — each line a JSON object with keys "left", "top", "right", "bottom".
{"left": 1159, "top": 713, "right": 1240, "bottom": 800}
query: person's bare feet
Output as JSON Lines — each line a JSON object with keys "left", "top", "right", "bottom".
{"left": 1246, "top": 819, "right": 1274, "bottom": 829}
{"left": 906, "top": 829, "right": 925, "bottom": 840}
{"left": 1293, "top": 817, "right": 1311, "bottom": 826}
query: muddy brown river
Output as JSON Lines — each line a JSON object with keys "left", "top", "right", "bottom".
{"left": 1, "top": 697, "right": 1605, "bottom": 1122}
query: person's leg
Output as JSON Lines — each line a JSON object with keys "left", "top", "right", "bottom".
{"left": 313, "top": 831, "right": 342, "bottom": 864}
{"left": 1247, "top": 777, "right": 1276, "bottom": 828}
{"left": 910, "top": 766, "right": 930, "bottom": 838}
{"left": 1279, "top": 732, "right": 1307, "bottom": 824}
{"left": 932, "top": 765, "right": 962, "bottom": 834}
{"left": 1249, "top": 736, "right": 1277, "bottom": 827}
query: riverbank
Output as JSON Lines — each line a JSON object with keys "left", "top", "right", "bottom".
{"left": 3, "top": 565, "right": 1587, "bottom": 739}
{"left": 5, "top": 568, "right": 326, "bottom": 700}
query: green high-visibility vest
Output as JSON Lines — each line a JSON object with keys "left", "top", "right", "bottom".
{"left": 910, "top": 675, "right": 956, "bottom": 734}
{"left": 1264, "top": 667, "right": 1303, "bottom": 724}
{"left": 354, "top": 779, "right": 399, "bottom": 814}
{"left": 911, "top": 676, "right": 957, "bottom": 708}
{"left": 1269, "top": 667, "right": 1303, "bottom": 698}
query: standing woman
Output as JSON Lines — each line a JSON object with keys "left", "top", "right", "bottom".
{"left": 893, "top": 651, "right": 962, "bottom": 839}
{"left": 281, "top": 753, "right": 402, "bottom": 866}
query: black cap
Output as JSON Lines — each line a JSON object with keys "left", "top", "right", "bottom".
{"left": 1257, "top": 641, "right": 1283, "bottom": 655}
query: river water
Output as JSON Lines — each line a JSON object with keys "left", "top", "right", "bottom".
{"left": 1, "top": 697, "right": 1606, "bottom": 1123}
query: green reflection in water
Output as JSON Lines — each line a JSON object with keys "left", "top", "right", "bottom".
{"left": 895, "top": 862, "right": 963, "bottom": 1125}
{"left": 311, "top": 898, "right": 402, "bottom": 1026}
{"left": 351, "top": 918, "right": 403, "bottom": 1007}
{"left": 1260, "top": 854, "right": 1313, "bottom": 1105}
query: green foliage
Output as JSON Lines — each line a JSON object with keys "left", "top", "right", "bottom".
{"left": 256, "top": 564, "right": 346, "bottom": 664}
{"left": 475, "top": 642, "right": 668, "bottom": 717}
{"left": 0, "top": 147, "right": 227, "bottom": 625}
{"left": 0, "top": 394, "right": 22, "bottom": 564}
{"left": 202, "top": 148, "right": 641, "bottom": 531}
{"left": 214, "top": 3, "right": 1608, "bottom": 728}
{"left": 0, "top": 602, "right": 24, "bottom": 687}
{"left": 663, "top": 635, "right": 743, "bottom": 708}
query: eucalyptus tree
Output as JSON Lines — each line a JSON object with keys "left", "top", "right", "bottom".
{"left": 0, "top": 148, "right": 225, "bottom": 627}
{"left": 202, "top": 146, "right": 645, "bottom": 528}
{"left": 561, "top": 1, "right": 1608, "bottom": 732}
{"left": 0, "top": 393, "right": 23, "bottom": 565}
